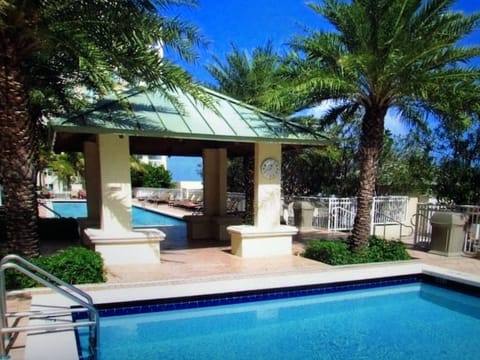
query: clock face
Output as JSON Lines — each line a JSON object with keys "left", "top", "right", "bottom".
{"left": 261, "top": 158, "right": 280, "bottom": 180}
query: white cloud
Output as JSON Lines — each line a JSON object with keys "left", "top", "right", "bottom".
{"left": 292, "top": 101, "right": 408, "bottom": 136}
{"left": 385, "top": 109, "right": 408, "bottom": 136}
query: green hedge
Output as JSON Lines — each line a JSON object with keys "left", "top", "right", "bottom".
{"left": 302, "top": 240, "right": 352, "bottom": 265}
{"left": 303, "top": 236, "right": 411, "bottom": 265}
{"left": 4, "top": 247, "right": 105, "bottom": 290}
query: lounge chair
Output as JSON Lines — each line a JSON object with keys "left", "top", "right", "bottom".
{"left": 149, "top": 192, "right": 171, "bottom": 206}
{"left": 170, "top": 193, "right": 201, "bottom": 209}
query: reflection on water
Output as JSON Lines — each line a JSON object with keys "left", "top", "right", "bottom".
{"left": 158, "top": 225, "right": 188, "bottom": 250}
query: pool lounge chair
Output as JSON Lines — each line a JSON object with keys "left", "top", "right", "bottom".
{"left": 169, "top": 193, "right": 202, "bottom": 210}
{"left": 148, "top": 192, "right": 171, "bottom": 206}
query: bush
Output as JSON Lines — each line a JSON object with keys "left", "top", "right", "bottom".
{"left": 303, "top": 236, "right": 410, "bottom": 265}
{"left": 133, "top": 163, "right": 174, "bottom": 188}
{"left": 4, "top": 247, "right": 105, "bottom": 290}
{"left": 364, "top": 236, "right": 411, "bottom": 262}
{"left": 303, "top": 240, "right": 352, "bottom": 265}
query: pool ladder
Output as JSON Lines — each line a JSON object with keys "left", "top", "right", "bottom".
{"left": 0, "top": 254, "right": 99, "bottom": 360}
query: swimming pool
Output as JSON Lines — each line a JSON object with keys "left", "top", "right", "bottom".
{"left": 77, "top": 277, "right": 480, "bottom": 359}
{"left": 51, "top": 201, "right": 184, "bottom": 227}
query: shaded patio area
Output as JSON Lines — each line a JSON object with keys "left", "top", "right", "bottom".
{"left": 102, "top": 202, "right": 343, "bottom": 282}
{"left": 105, "top": 243, "right": 330, "bottom": 283}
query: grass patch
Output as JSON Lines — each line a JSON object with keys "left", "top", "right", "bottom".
{"left": 303, "top": 236, "right": 411, "bottom": 265}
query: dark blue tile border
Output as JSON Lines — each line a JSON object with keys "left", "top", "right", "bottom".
{"left": 73, "top": 274, "right": 480, "bottom": 322}
{"left": 422, "top": 274, "right": 480, "bottom": 297}
{"left": 74, "top": 275, "right": 426, "bottom": 321}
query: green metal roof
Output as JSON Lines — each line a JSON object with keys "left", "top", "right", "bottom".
{"left": 50, "top": 87, "right": 328, "bottom": 155}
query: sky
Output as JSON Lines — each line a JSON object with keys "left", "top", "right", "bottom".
{"left": 165, "top": 0, "right": 480, "bottom": 181}
{"left": 168, "top": 0, "right": 480, "bottom": 85}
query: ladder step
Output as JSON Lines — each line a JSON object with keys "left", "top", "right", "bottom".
{"left": 1, "top": 255, "right": 99, "bottom": 359}
{"left": 1, "top": 321, "right": 97, "bottom": 334}
{"left": 6, "top": 308, "right": 89, "bottom": 318}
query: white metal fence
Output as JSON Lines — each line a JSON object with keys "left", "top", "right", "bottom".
{"left": 112, "top": 189, "right": 411, "bottom": 235}
{"left": 289, "top": 196, "right": 409, "bottom": 232}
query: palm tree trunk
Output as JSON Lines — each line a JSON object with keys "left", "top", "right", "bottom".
{"left": 0, "top": 35, "right": 40, "bottom": 257}
{"left": 243, "top": 155, "right": 254, "bottom": 225}
{"left": 351, "top": 106, "right": 386, "bottom": 250}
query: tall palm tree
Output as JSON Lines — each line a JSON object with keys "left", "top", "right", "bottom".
{"left": 265, "top": 0, "right": 480, "bottom": 250}
{"left": 0, "top": 0, "right": 207, "bottom": 257}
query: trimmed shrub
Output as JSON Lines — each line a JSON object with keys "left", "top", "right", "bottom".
{"left": 303, "top": 240, "right": 352, "bottom": 265}
{"left": 303, "top": 236, "right": 410, "bottom": 265}
{"left": 5, "top": 247, "right": 105, "bottom": 290}
{"left": 365, "top": 236, "right": 411, "bottom": 262}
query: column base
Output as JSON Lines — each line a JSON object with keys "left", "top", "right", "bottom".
{"left": 227, "top": 225, "right": 298, "bottom": 258}
{"left": 83, "top": 228, "right": 164, "bottom": 265}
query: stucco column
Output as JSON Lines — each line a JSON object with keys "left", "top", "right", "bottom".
{"left": 227, "top": 142, "right": 297, "bottom": 257}
{"left": 254, "top": 143, "right": 282, "bottom": 228}
{"left": 83, "top": 140, "right": 101, "bottom": 223}
{"left": 82, "top": 134, "right": 164, "bottom": 265}
{"left": 98, "top": 134, "right": 132, "bottom": 232}
{"left": 202, "top": 148, "right": 227, "bottom": 216}
{"left": 185, "top": 148, "right": 242, "bottom": 241}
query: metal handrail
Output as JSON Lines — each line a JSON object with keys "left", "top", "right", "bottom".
{"left": 372, "top": 211, "right": 414, "bottom": 240}
{"left": 0, "top": 254, "right": 99, "bottom": 359}
{"left": 37, "top": 201, "right": 63, "bottom": 218}
{"left": 1, "top": 320, "right": 97, "bottom": 334}
{"left": 329, "top": 206, "right": 356, "bottom": 232}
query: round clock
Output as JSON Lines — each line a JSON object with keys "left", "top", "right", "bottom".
{"left": 261, "top": 158, "right": 280, "bottom": 180}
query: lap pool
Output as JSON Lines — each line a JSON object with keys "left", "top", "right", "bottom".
{"left": 51, "top": 201, "right": 184, "bottom": 227}
{"left": 77, "top": 276, "right": 480, "bottom": 360}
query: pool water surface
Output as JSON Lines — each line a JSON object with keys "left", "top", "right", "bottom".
{"left": 78, "top": 280, "right": 480, "bottom": 360}
{"left": 51, "top": 201, "right": 184, "bottom": 227}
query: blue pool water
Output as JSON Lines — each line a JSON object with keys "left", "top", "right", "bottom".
{"left": 51, "top": 201, "right": 184, "bottom": 227}
{"left": 78, "top": 280, "right": 480, "bottom": 359}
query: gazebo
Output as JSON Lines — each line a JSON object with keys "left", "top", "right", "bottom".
{"left": 49, "top": 87, "right": 327, "bottom": 264}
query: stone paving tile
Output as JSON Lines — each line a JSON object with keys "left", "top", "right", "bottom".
{"left": 4, "top": 294, "right": 31, "bottom": 360}
{"left": 408, "top": 248, "right": 480, "bottom": 274}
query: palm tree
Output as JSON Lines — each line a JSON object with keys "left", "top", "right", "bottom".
{"left": 48, "top": 152, "right": 85, "bottom": 191}
{"left": 434, "top": 92, "right": 480, "bottom": 204}
{"left": 207, "top": 41, "right": 281, "bottom": 108}
{"left": 265, "top": 0, "right": 480, "bottom": 250}
{"left": 207, "top": 42, "right": 282, "bottom": 223}
{"left": 0, "top": 0, "right": 207, "bottom": 257}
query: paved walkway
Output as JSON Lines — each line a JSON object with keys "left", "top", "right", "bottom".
{"left": 104, "top": 232, "right": 480, "bottom": 284}
{"left": 104, "top": 203, "right": 480, "bottom": 282}
{"left": 408, "top": 248, "right": 480, "bottom": 274}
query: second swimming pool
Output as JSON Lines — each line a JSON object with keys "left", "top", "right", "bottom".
{"left": 51, "top": 201, "right": 184, "bottom": 227}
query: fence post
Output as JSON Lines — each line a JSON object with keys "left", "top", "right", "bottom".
{"left": 327, "top": 197, "right": 332, "bottom": 231}
{"left": 370, "top": 197, "right": 376, "bottom": 235}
